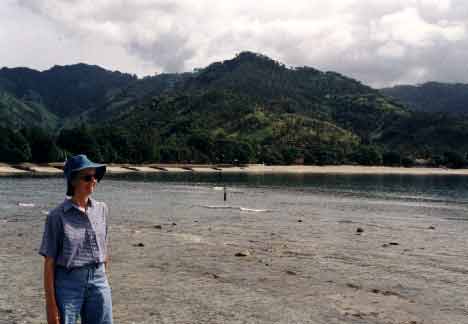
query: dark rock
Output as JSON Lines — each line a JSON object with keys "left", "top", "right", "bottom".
{"left": 154, "top": 225, "right": 162, "bottom": 229}
{"left": 356, "top": 227, "right": 364, "bottom": 233}
{"left": 428, "top": 225, "right": 436, "bottom": 230}
{"left": 134, "top": 242, "right": 145, "bottom": 247}
{"left": 204, "top": 272, "right": 219, "bottom": 279}
{"left": 346, "top": 283, "right": 361, "bottom": 289}
{"left": 389, "top": 242, "right": 400, "bottom": 246}
{"left": 172, "top": 222, "right": 177, "bottom": 226}
{"left": 235, "top": 250, "right": 251, "bottom": 257}
{"left": 285, "top": 270, "right": 297, "bottom": 275}
{"left": 297, "top": 219, "right": 303, "bottom": 223}
{"left": 17, "top": 233, "right": 23, "bottom": 237}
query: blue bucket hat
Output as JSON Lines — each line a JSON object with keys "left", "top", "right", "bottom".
{"left": 64, "top": 154, "right": 106, "bottom": 196}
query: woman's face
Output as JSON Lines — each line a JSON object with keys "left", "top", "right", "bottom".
{"left": 72, "top": 168, "right": 97, "bottom": 197}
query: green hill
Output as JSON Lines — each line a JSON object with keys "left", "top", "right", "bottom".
{"left": 0, "top": 64, "right": 136, "bottom": 118}
{"left": 1, "top": 52, "right": 468, "bottom": 167}
{"left": 381, "top": 82, "right": 468, "bottom": 114}
{"left": 0, "top": 91, "right": 59, "bottom": 129}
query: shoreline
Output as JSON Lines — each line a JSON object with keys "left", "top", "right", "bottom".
{"left": 1, "top": 162, "right": 468, "bottom": 176}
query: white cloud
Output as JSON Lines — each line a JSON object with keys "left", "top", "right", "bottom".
{"left": 1, "top": 0, "right": 467, "bottom": 87}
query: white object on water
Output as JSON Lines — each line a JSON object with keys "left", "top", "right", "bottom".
{"left": 240, "top": 207, "right": 269, "bottom": 213}
{"left": 198, "top": 204, "right": 270, "bottom": 213}
{"left": 18, "top": 203, "right": 35, "bottom": 208}
{"left": 41, "top": 210, "right": 49, "bottom": 215}
{"left": 213, "top": 186, "right": 223, "bottom": 191}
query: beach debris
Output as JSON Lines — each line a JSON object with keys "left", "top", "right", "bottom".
{"left": 171, "top": 222, "right": 177, "bottom": 226}
{"left": 154, "top": 225, "right": 162, "bottom": 229}
{"left": 285, "top": 270, "right": 297, "bottom": 275}
{"left": 235, "top": 250, "right": 251, "bottom": 257}
{"left": 382, "top": 242, "right": 400, "bottom": 247}
{"left": 18, "top": 202, "right": 35, "bottom": 208}
{"left": 204, "top": 272, "right": 220, "bottom": 279}
{"left": 356, "top": 227, "right": 364, "bottom": 234}
{"left": 133, "top": 242, "right": 145, "bottom": 247}
{"left": 346, "top": 283, "right": 361, "bottom": 289}
{"left": 428, "top": 225, "right": 436, "bottom": 230}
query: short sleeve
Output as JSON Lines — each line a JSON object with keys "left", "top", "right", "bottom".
{"left": 38, "top": 212, "right": 62, "bottom": 259}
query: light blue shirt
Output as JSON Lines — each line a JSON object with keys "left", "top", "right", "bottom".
{"left": 39, "top": 198, "right": 109, "bottom": 269}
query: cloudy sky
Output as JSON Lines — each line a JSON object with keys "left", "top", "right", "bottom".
{"left": 1, "top": 0, "right": 467, "bottom": 87}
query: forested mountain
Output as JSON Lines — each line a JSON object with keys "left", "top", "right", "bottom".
{"left": 1, "top": 52, "right": 468, "bottom": 167}
{"left": 381, "top": 82, "right": 468, "bottom": 114}
{"left": 0, "top": 64, "right": 136, "bottom": 118}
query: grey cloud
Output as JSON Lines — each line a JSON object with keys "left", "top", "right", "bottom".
{"left": 127, "top": 32, "right": 195, "bottom": 72}
{"left": 8, "top": 0, "right": 468, "bottom": 86}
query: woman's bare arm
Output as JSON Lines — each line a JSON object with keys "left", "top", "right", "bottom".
{"left": 43, "top": 257, "right": 60, "bottom": 324}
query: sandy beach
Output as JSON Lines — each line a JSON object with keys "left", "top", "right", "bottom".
{"left": 1, "top": 175, "right": 467, "bottom": 324}
{"left": 1, "top": 163, "right": 468, "bottom": 176}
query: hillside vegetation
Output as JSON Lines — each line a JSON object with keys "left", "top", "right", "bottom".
{"left": 1, "top": 52, "right": 468, "bottom": 167}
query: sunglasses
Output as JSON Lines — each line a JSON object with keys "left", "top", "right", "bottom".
{"left": 79, "top": 174, "right": 97, "bottom": 182}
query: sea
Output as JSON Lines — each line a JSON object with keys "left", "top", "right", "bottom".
{"left": 1, "top": 173, "right": 468, "bottom": 224}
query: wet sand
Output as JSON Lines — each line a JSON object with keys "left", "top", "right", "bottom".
{"left": 1, "top": 187, "right": 467, "bottom": 324}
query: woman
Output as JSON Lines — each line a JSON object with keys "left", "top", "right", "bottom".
{"left": 39, "top": 154, "right": 113, "bottom": 324}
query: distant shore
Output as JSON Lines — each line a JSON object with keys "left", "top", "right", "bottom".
{"left": 1, "top": 163, "right": 468, "bottom": 176}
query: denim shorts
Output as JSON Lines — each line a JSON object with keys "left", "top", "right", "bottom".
{"left": 55, "top": 263, "right": 113, "bottom": 324}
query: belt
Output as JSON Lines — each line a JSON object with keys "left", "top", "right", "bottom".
{"left": 56, "top": 263, "right": 102, "bottom": 272}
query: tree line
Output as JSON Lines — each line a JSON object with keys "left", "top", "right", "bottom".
{"left": 1, "top": 125, "right": 467, "bottom": 168}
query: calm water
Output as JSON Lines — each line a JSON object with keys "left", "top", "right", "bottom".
{"left": 1, "top": 173, "right": 468, "bottom": 225}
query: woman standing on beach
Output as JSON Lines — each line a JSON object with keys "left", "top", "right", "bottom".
{"left": 39, "top": 154, "right": 113, "bottom": 324}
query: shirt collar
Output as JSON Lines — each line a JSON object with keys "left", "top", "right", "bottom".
{"left": 63, "top": 197, "right": 94, "bottom": 213}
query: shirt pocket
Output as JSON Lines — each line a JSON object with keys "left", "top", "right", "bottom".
{"left": 63, "top": 221, "right": 86, "bottom": 253}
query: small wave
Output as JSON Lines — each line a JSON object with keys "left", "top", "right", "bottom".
{"left": 197, "top": 204, "right": 270, "bottom": 213}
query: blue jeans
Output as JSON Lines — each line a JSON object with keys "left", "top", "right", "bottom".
{"left": 55, "top": 263, "right": 113, "bottom": 324}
